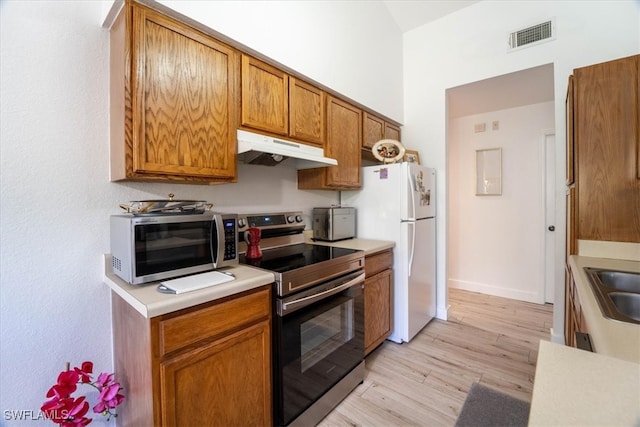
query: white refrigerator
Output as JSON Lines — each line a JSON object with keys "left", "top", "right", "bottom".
{"left": 342, "top": 162, "right": 436, "bottom": 343}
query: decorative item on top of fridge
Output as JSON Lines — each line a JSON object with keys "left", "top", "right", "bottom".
{"left": 371, "top": 139, "right": 405, "bottom": 164}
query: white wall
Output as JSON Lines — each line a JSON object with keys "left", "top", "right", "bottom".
{"left": 448, "top": 101, "right": 555, "bottom": 302}
{"left": 156, "top": 0, "right": 405, "bottom": 121}
{"left": 0, "top": 0, "right": 402, "bottom": 422}
{"left": 403, "top": 0, "right": 639, "bottom": 339}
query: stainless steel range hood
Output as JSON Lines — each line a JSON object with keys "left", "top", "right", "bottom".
{"left": 237, "top": 129, "right": 338, "bottom": 169}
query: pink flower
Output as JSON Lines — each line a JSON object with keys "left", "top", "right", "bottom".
{"left": 74, "top": 361, "right": 93, "bottom": 384}
{"left": 92, "top": 376, "right": 124, "bottom": 414}
{"left": 42, "top": 396, "right": 89, "bottom": 424}
{"left": 46, "top": 371, "right": 80, "bottom": 399}
{"left": 65, "top": 396, "right": 90, "bottom": 419}
{"left": 95, "top": 372, "right": 113, "bottom": 388}
{"left": 42, "top": 362, "right": 125, "bottom": 426}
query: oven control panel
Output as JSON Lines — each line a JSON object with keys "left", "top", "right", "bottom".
{"left": 237, "top": 211, "right": 305, "bottom": 230}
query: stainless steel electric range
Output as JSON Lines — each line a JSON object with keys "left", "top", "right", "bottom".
{"left": 237, "top": 211, "right": 365, "bottom": 427}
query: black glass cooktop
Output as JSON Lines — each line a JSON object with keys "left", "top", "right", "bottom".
{"left": 239, "top": 243, "right": 360, "bottom": 273}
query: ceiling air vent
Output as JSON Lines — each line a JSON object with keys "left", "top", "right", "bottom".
{"left": 508, "top": 19, "right": 555, "bottom": 51}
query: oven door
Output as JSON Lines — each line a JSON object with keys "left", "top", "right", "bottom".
{"left": 273, "top": 271, "right": 364, "bottom": 426}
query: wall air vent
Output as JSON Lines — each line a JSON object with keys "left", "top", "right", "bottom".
{"left": 508, "top": 19, "right": 555, "bottom": 51}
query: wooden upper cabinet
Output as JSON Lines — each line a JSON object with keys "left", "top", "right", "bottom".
{"left": 326, "top": 97, "right": 362, "bottom": 188}
{"left": 110, "top": 1, "right": 239, "bottom": 183}
{"left": 363, "top": 112, "right": 385, "bottom": 149}
{"left": 289, "top": 77, "right": 325, "bottom": 146}
{"left": 363, "top": 112, "right": 401, "bottom": 150}
{"left": 298, "top": 96, "right": 361, "bottom": 189}
{"left": 385, "top": 122, "right": 401, "bottom": 142}
{"left": 574, "top": 54, "right": 640, "bottom": 242}
{"left": 241, "top": 56, "right": 326, "bottom": 147}
{"left": 241, "top": 55, "right": 289, "bottom": 135}
{"left": 566, "top": 75, "right": 575, "bottom": 185}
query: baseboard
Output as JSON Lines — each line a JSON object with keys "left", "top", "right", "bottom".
{"left": 550, "top": 328, "right": 565, "bottom": 344}
{"left": 449, "top": 279, "right": 542, "bottom": 304}
{"left": 436, "top": 304, "right": 448, "bottom": 321}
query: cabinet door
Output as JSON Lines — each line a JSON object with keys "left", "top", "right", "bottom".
{"left": 241, "top": 55, "right": 288, "bottom": 135}
{"left": 575, "top": 55, "right": 640, "bottom": 242}
{"left": 298, "top": 96, "right": 361, "bottom": 189}
{"left": 565, "top": 187, "right": 576, "bottom": 261}
{"left": 384, "top": 122, "right": 401, "bottom": 142}
{"left": 566, "top": 75, "right": 575, "bottom": 185}
{"left": 289, "top": 77, "right": 325, "bottom": 146}
{"left": 325, "top": 96, "right": 362, "bottom": 188}
{"left": 364, "top": 269, "right": 392, "bottom": 355}
{"left": 363, "top": 112, "right": 384, "bottom": 149}
{"left": 131, "top": 6, "right": 238, "bottom": 180}
{"left": 564, "top": 267, "right": 575, "bottom": 347}
{"left": 159, "top": 321, "right": 271, "bottom": 427}
{"left": 363, "top": 113, "right": 401, "bottom": 150}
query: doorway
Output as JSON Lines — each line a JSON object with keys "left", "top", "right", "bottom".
{"left": 446, "top": 64, "right": 556, "bottom": 305}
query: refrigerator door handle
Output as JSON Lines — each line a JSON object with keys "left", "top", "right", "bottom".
{"left": 408, "top": 221, "right": 416, "bottom": 277}
{"left": 407, "top": 165, "right": 416, "bottom": 221}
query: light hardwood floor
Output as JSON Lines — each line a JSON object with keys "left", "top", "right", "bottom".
{"left": 318, "top": 288, "right": 554, "bottom": 426}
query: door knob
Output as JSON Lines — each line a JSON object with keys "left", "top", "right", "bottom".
{"left": 548, "top": 225, "right": 555, "bottom": 231}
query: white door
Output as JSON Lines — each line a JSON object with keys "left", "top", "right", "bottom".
{"left": 544, "top": 133, "right": 556, "bottom": 303}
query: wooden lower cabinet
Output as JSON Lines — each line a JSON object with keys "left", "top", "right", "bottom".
{"left": 364, "top": 249, "right": 393, "bottom": 355}
{"left": 112, "top": 285, "right": 272, "bottom": 426}
{"left": 564, "top": 267, "right": 588, "bottom": 348}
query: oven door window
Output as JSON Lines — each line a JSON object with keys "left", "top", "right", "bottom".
{"left": 134, "top": 221, "right": 213, "bottom": 276}
{"left": 300, "top": 300, "right": 354, "bottom": 372}
{"left": 276, "top": 285, "right": 363, "bottom": 425}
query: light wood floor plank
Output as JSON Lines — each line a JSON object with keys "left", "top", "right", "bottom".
{"left": 317, "top": 288, "right": 553, "bottom": 427}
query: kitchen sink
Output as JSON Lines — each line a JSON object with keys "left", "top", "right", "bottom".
{"left": 594, "top": 270, "right": 640, "bottom": 293}
{"left": 584, "top": 268, "right": 640, "bottom": 325}
{"left": 608, "top": 293, "right": 640, "bottom": 322}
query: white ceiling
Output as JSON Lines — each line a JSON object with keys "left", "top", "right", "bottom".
{"left": 447, "top": 63, "right": 555, "bottom": 118}
{"left": 382, "top": 0, "right": 481, "bottom": 32}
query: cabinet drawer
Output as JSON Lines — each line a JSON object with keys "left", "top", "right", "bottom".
{"left": 365, "top": 250, "right": 393, "bottom": 277}
{"left": 157, "top": 286, "right": 271, "bottom": 356}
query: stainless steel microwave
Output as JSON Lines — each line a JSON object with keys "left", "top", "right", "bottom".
{"left": 110, "top": 212, "right": 238, "bottom": 285}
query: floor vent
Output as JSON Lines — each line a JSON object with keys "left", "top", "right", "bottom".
{"left": 508, "top": 19, "right": 555, "bottom": 51}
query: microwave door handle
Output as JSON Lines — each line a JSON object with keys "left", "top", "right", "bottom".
{"left": 212, "top": 214, "right": 224, "bottom": 267}
{"left": 279, "top": 272, "right": 365, "bottom": 315}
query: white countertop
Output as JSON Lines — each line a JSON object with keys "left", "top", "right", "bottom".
{"left": 103, "top": 237, "right": 393, "bottom": 318}
{"left": 103, "top": 255, "right": 275, "bottom": 318}
{"left": 304, "top": 231, "right": 395, "bottom": 255}
{"left": 569, "top": 255, "right": 640, "bottom": 363}
{"left": 529, "top": 341, "right": 640, "bottom": 426}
